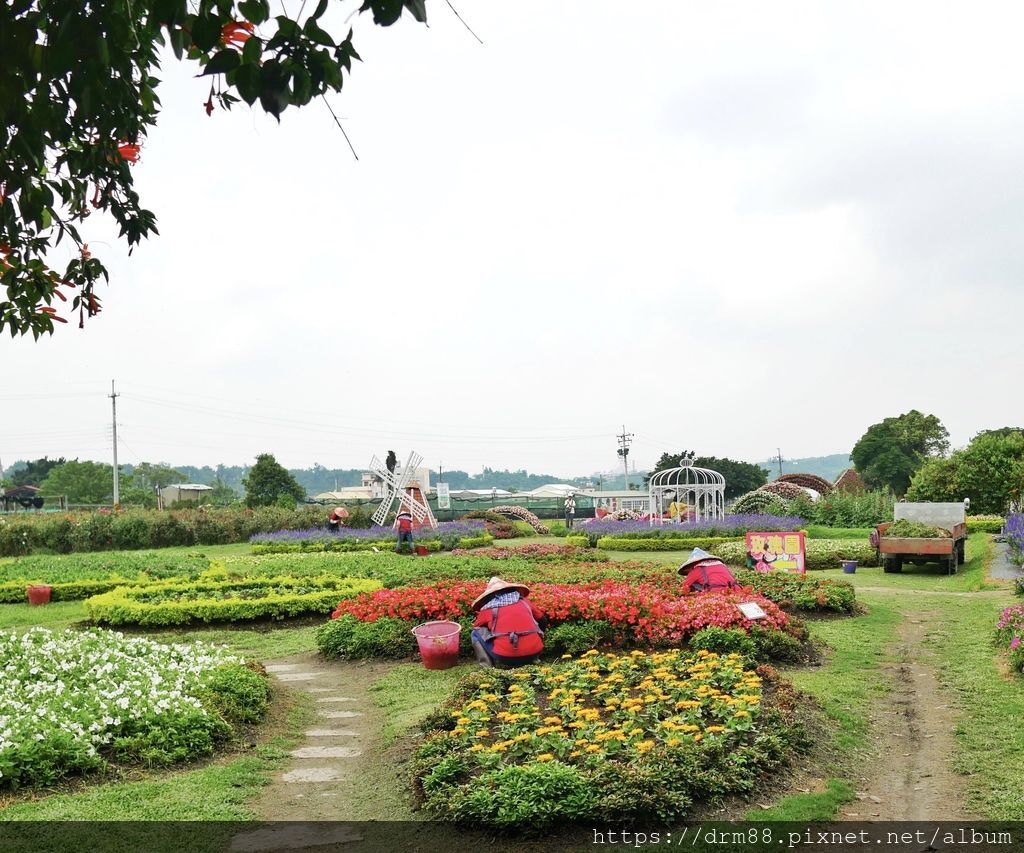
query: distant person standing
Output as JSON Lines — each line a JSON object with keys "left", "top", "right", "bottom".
{"left": 563, "top": 493, "right": 577, "bottom": 529}
{"left": 395, "top": 510, "right": 415, "bottom": 554}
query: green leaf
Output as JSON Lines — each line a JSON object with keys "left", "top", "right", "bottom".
{"left": 291, "top": 67, "right": 312, "bottom": 105}
{"left": 302, "top": 17, "right": 335, "bottom": 47}
{"left": 202, "top": 49, "right": 241, "bottom": 76}
{"left": 242, "top": 33, "right": 262, "bottom": 63}
{"left": 238, "top": 0, "right": 270, "bottom": 25}
{"left": 233, "top": 62, "right": 261, "bottom": 104}
{"left": 168, "top": 26, "right": 185, "bottom": 60}
{"left": 259, "top": 60, "right": 290, "bottom": 119}
{"left": 405, "top": 0, "right": 427, "bottom": 23}
{"left": 191, "top": 15, "right": 222, "bottom": 52}
{"left": 311, "top": 0, "right": 329, "bottom": 20}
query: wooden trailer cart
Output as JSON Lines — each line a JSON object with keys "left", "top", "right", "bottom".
{"left": 873, "top": 502, "right": 968, "bottom": 575}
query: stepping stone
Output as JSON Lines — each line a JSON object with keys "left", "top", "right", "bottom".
{"left": 305, "top": 728, "right": 360, "bottom": 738}
{"left": 264, "top": 664, "right": 299, "bottom": 673}
{"left": 231, "top": 824, "right": 362, "bottom": 851}
{"left": 291, "top": 746, "right": 363, "bottom": 759}
{"left": 321, "top": 710, "right": 363, "bottom": 719}
{"left": 275, "top": 673, "right": 317, "bottom": 682}
{"left": 281, "top": 767, "right": 347, "bottom": 783}
{"left": 316, "top": 696, "right": 356, "bottom": 703}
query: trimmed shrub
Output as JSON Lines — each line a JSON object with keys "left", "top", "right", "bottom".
{"left": 967, "top": 517, "right": 1004, "bottom": 534}
{"left": 714, "top": 539, "right": 878, "bottom": 570}
{"left": 85, "top": 575, "right": 381, "bottom": 626}
{"left": 565, "top": 535, "right": 590, "bottom": 548}
{"left": 596, "top": 536, "right": 743, "bottom": 552}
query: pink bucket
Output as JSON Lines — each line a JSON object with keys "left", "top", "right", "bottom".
{"left": 411, "top": 620, "right": 462, "bottom": 670}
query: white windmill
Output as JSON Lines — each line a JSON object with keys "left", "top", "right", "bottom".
{"left": 369, "top": 451, "right": 437, "bottom": 529}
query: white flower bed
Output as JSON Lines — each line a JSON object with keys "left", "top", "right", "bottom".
{"left": 0, "top": 627, "right": 242, "bottom": 787}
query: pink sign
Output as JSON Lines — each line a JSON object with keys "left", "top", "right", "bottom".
{"left": 745, "top": 531, "right": 806, "bottom": 574}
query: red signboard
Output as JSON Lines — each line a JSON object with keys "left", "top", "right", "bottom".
{"left": 745, "top": 531, "right": 806, "bottom": 574}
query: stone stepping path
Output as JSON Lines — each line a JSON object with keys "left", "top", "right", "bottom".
{"left": 990, "top": 541, "right": 1023, "bottom": 580}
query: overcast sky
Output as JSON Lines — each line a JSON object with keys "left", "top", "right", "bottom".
{"left": 3, "top": 1, "right": 1023, "bottom": 478}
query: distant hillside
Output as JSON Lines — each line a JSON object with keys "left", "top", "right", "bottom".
{"left": 756, "top": 454, "right": 852, "bottom": 483}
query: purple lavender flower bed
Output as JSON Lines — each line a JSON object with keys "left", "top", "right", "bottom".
{"left": 581, "top": 514, "right": 805, "bottom": 539}
{"left": 250, "top": 520, "right": 486, "bottom": 545}
{"left": 1008, "top": 514, "right": 1023, "bottom": 560}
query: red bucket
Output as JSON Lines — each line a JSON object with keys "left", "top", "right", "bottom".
{"left": 411, "top": 620, "right": 461, "bottom": 670}
{"left": 26, "top": 584, "right": 52, "bottom": 606}
{"left": 415, "top": 545, "right": 429, "bottom": 556}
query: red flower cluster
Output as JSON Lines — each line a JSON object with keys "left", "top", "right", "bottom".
{"left": 331, "top": 580, "right": 788, "bottom": 645}
{"left": 221, "top": 20, "right": 255, "bottom": 48}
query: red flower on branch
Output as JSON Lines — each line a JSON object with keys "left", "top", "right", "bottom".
{"left": 117, "top": 143, "right": 141, "bottom": 164}
{"left": 221, "top": 20, "right": 255, "bottom": 48}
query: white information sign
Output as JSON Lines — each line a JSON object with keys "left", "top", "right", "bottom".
{"left": 436, "top": 482, "right": 451, "bottom": 510}
{"left": 737, "top": 601, "right": 767, "bottom": 621}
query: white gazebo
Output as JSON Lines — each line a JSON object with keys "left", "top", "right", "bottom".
{"left": 647, "top": 458, "right": 725, "bottom": 525}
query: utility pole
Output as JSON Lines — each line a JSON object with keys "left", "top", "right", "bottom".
{"left": 110, "top": 380, "right": 120, "bottom": 506}
{"left": 616, "top": 425, "right": 634, "bottom": 490}
{"left": 776, "top": 448, "right": 783, "bottom": 478}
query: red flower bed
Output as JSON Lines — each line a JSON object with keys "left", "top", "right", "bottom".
{"left": 330, "top": 580, "right": 788, "bottom": 645}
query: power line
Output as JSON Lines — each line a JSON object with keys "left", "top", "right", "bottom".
{"left": 616, "top": 425, "right": 634, "bottom": 489}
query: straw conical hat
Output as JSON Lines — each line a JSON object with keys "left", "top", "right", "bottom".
{"left": 677, "top": 547, "right": 722, "bottom": 574}
{"left": 333, "top": 507, "right": 349, "bottom": 517}
{"left": 471, "top": 576, "right": 530, "bottom": 611}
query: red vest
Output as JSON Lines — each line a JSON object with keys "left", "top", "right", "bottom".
{"left": 397, "top": 515, "right": 413, "bottom": 532}
{"left": 474, "top": 600, "right": 545, "bottom": 658}
{"left": 682, "top": 559, "right": 737, "bottom": 593}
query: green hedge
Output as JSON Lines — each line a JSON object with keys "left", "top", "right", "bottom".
{"left": 715, "top": 539, "right": 879, "bottom": 570}
{"left": 85, "top": 575, "right": 381, "bottom": 626}
{"left": 597, "top": 536, "right": 743, "bottom": 553}
{"left": 0, "top": 507, "right": 329, "bottom": 556}
{"left": 250, "top": 535, "right": 493, "bottom": 556}
{"left": 565, "top": 535, "right": 590, "bottom": 548}
{"left": 0, "top": 576, "right": 146, "bottom": 604}
{"left": 967, "top": 518, "right": 1004, "bottom": 533}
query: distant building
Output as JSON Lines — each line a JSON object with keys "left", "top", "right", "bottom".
{"left": 582, "top": 489, "right": 651, "bottom": 514}
{"left": 314, "top": 466, "right": 432, "bottom": 503}
{"left": 160, "top": 483, "right": 213, "bottom": 506}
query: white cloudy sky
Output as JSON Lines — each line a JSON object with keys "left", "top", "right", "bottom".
{"left": 4, "top": 0, "right": 1023, "bottom": 478}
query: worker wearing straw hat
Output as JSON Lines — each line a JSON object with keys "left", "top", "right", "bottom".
{"left": 678, "top": 547, "right": 739, "bottom": 594}
{"left": 326, "top": 506, "right": 348, "bottom": 532}
{"left": 470, "top": 577, "right": 548, "bottom": 668}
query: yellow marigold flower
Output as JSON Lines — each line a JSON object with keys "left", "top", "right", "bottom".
{"left": 456, "top": 717, "right": 471, "bottom": 725}
{"left": 693, "top": 733, "right": 703, "bottom": 742}
{"left": 667, "top": 737, "right": 682, "bottom": 747}
{"left": 582, "top": 650, "right": 599, "bottom": 658}
{"left": 470, "top": 744, "right": 485, "bottom": 752}
{"left": 481, "top": 693, "right": 498, "bottom": 702}
{"left": 586, "top": 744, "right": 602, "bottom": 753}
{"left": 489, "top": 743, "right": 508, "bottom": 753}
{"left": 514, "top": 733, "right": 531, "bottom": 742}
{"left": 569, "top": 750, "right": 581, "bottom": 757}
{"left": 706, "top": 725, "right": 726, "bottom": 734}
{"left": 734, "top": 710, "right": 750, "bottom": 718}
{"left": 449, "top": 728, "right": 465, "bottom": 737}
{"left": 536, "top": 753, "right": 554, "bottom": 762}
{"left": 635, "top": 740, "right": 655, "bottom": 753}
{"left": 543, "top": 716, "right": 561, "bottom": 725}
{"left": 561, "top": 654, "right": 573, "bottom": 659}
{"left": 475, "top": 730, "right": 490, "bottom": 738}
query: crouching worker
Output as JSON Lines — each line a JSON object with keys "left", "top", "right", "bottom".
{"left": 679, "top": 547, "right": 739, "bottom": 593}
{"left": 470, "top": 577, "right": 547, "bottom": 668}
{"left": 326, "top": 506, "right": 348, "bottom": 532}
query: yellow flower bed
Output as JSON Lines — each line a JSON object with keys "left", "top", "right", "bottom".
{"left": 414, "top": 648, "right": 802, "bottom": 828}
{"left": 446, "top": 649, "right": 759, "bottom": 762}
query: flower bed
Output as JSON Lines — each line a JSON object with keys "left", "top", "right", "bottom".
{"left": 714, "top": 538, "right": 879, "bottom": 570}
{"left": 582, "top": 515, "right": 804, "bottom": 541}
{"left": 596, "top": 535, "right": 743, "bottom": 553}
{"left": 250, "top": 521, "right": 490, "bottom": 554}
{"left": 85, "top": 575, "right": 381, "bottom": 626}
{"left": 412, "top": 650, "right": 805, "bottom": 827}
{"left": 0, "top": 551, "right": 212, "bottom": 603}
{"left": 317, "top": 580, "right": 801, "bottom": 661}
{"left": 996, "top": 604, "right": 1024, "bottom": 673}
{"left": 449, "top": 543, "right": 606, "bottom": 562}
{"left": 0, "top": 628, "right": 268, "bottom": 788}
{"left": 490, "top": 506, "right": 550, "bottom": 534}
{"left": 1008, "top": 514, "right": 1024, "bottom": 564}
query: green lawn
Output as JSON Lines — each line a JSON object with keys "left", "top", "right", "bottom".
{"left": 817, "top": 532, "right": 999, "bottom": 592}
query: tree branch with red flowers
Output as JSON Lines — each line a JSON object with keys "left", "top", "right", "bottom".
{"left": 0, "top": 0, "right": 427, "bottom": 338}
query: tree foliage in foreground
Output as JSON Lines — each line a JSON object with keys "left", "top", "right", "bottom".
{"left": 1, "top": 0, "right": 427, "bottom": 338}
{"left": 850, "top": 410, "right": 949, "bottom": 494}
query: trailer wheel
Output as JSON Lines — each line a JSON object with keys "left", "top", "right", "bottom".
{"left": 946, "top": 548, "right": 959, "bottom": 575}
{"left": 883, "top": 557, "right": 903, "bottom": 573}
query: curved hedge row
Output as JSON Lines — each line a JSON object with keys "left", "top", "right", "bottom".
{"left": 85, "top": 575, "right": 381, "bottom": 626}
{"left": 596, "top": 536, "right": 743, "bottom": 552}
